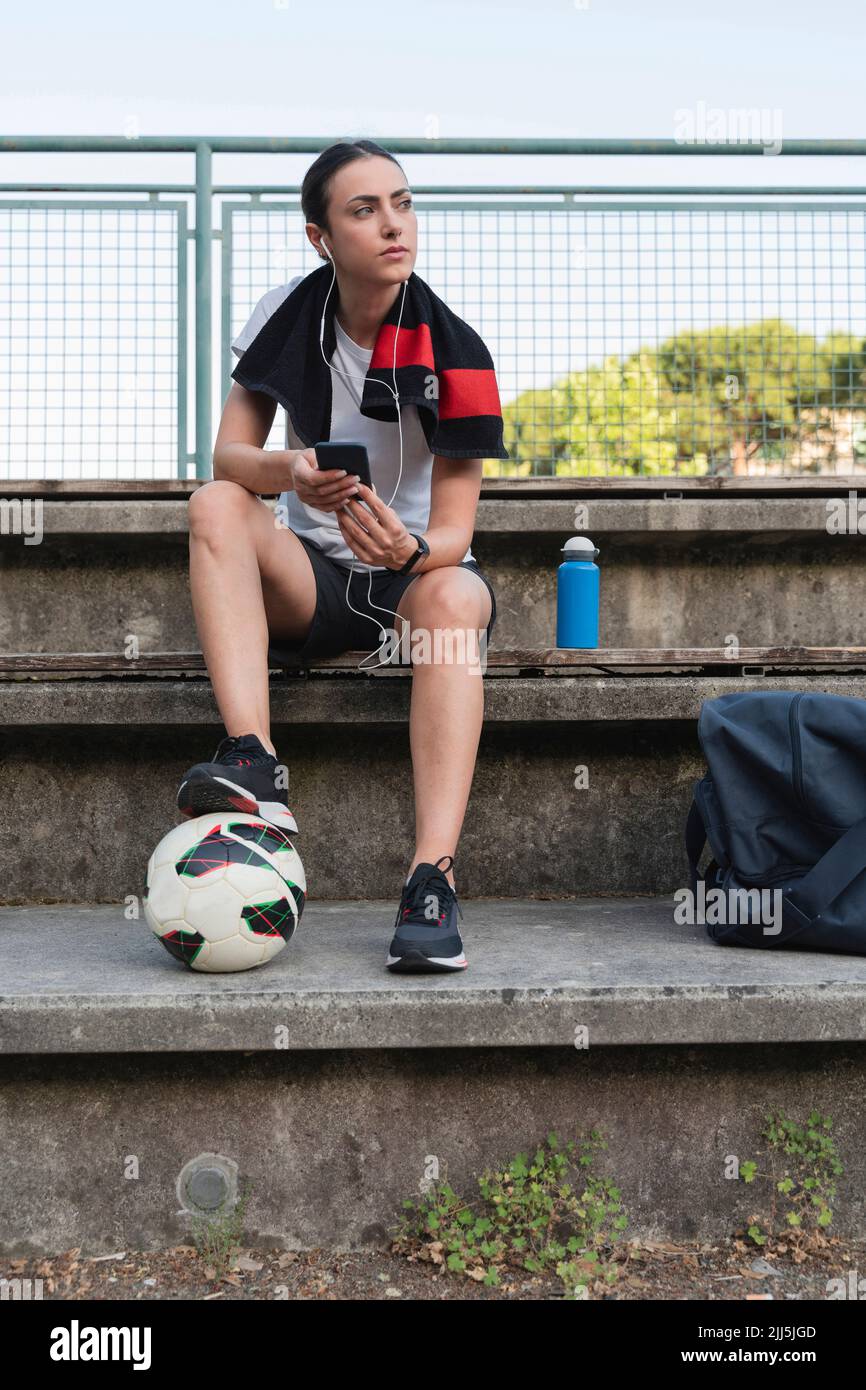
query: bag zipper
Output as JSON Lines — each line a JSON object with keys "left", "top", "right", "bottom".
{"left": 788, "top": 692, "right": 806, "bottom": 808}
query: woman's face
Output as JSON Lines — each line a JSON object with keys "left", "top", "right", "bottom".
{"left": 311, "top": 156, "right": 417, "bottom": 283}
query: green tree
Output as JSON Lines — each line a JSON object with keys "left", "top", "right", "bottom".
{"left": 499, "top": 321, "right": 866, "bottom": 477}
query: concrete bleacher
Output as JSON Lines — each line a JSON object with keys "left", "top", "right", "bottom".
{"left": 3, "top": 897, "right": 866, "bottom": 1253}
{"left": 2, "top": 477, "right": 866, "bottom": 1255}
{"left": 3, "top": 478, "right": 866, "bottom": 653}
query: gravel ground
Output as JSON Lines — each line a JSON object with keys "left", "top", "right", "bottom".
{"left": 5, "top": 1233, "right": 864, "bottom": 1301}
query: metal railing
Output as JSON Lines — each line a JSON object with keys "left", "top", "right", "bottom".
{"left": 2, "top": 137, "right": 865, "bottom": 480}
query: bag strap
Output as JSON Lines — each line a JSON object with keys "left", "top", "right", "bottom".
{"left": 685, "top": 797, "right": 708, "bottom": 896}
{"left": 686, "top": 796, "right": 866, "bottom": 943}
{"left": 783, "top": 814, "right": 866, "bottom": 933}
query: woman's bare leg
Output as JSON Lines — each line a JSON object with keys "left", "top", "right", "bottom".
{"left": 392, "top": 568, "right": 492, "bottom": 892}
{"left": 187, "top": 480, "right": 317, "bottom": 754}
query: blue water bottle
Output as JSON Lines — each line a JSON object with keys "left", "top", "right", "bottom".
{"left": 556, "top": 536, "right": 600, "bottom": 649}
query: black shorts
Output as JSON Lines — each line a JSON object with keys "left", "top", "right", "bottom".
{"left": 267, "top": 532, "right": 497, "bottom": 665}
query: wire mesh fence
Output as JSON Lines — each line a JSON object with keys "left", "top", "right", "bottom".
{"left": 2, "top": 143, "right": 865, "bottom": 479}
{"left": 227, "top": 199, "right": 866, "bottom": 480}
{"left": 0, "top": 201, "right": 186, "bottom": 479}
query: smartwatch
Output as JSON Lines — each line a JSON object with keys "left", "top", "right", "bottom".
{"left": 391, "top": 532, "right": 430, "bottom": 576}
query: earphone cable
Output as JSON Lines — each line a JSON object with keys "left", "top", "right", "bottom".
{"left": 318, "top": 250, "right": 412, "bottom": 672}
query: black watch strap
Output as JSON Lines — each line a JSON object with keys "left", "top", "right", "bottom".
{"left": 395, "top": 533, "right": 428, "bottom": 575}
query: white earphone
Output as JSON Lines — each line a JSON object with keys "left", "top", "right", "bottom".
{"left": 317, "top": 236, "right": 412, "bottom": 672}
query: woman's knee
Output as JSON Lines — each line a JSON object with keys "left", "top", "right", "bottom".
{"left": 188, "top": 479, "right": 255, "bottom": 539}
{"left": 406, "top": 566, "right": 490, "bottom": 628}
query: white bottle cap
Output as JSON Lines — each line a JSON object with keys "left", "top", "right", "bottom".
{"left": 560, "top": 535, "right": 599, "bottom": 559}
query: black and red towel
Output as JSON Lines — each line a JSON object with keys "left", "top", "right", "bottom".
{"left": 230, "top": 264, "right": 509, "bottom": 461}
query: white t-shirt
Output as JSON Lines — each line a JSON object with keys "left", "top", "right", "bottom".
{"left": 231, "top": 275, "right": 473, "bottom": 571}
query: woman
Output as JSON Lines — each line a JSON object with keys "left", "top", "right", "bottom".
{"left": 177, "top": 138, "right": 508, "bottom": 973}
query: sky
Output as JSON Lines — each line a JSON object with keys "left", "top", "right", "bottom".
{"left": 2, "top": 0, "right": 864, "bottom": 178}
{"left": 2, "top": 0, "right": 865, "bottom": 476}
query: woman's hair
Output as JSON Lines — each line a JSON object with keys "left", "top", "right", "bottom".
{"left": 301, "top": 139, "right": 406, "bottom": 259}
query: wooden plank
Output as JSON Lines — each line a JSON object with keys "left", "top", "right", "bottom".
{"left": 4, "top": 475, "right": 866, "bottom": 500}
{"left": 2, "top": 647, "right": 866, "bottom": 675}
{"left": 0, "top": 480, "right": 201, "bottom": 500}
{"left": 479, "top": 477, "right": 866, "bottom": 497}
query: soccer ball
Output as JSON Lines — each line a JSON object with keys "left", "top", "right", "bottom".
{"left": 143, "top": 813, "right": 306, "bottom": 972}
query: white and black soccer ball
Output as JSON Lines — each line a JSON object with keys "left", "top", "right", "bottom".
{"left": 143, "top": 813, "right": 306, "bottom": 972}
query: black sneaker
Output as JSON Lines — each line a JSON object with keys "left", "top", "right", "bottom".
{"left": 386, "top": 854, "right": 467, "bottom": 973}
{"left": 176, "top": 733, "right": 298, "bottom": 835}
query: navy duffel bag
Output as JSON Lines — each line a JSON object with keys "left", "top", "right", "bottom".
{"left": 686, "top": 690, "right": 866, "bottom": 954}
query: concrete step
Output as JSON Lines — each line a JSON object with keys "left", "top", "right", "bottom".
{"left": 1, "top": 898, "right": 865, "bottom": 1254}
{"left": 1, "top": 670, "right": 865, "bottom": 904}
{"left": 5, "top": 897, "right": 866, "bottom": 1051}
{"left": 3, "top": 493, "right": 865, "bottom": 651}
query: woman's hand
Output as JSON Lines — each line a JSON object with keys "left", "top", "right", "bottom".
{"left": 336, "top": 483, "right": 418, "bottom": 570}
{"left": 290, "top": 448, "right": 363, "bottom": 513}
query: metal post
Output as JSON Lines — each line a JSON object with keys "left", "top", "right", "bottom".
{"left": 194, "top": 140, "right": 212, "bottom": 479}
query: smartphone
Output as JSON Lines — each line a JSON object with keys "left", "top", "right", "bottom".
{"left": 314, "top": 441, "right": 373, "bottom": 490}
